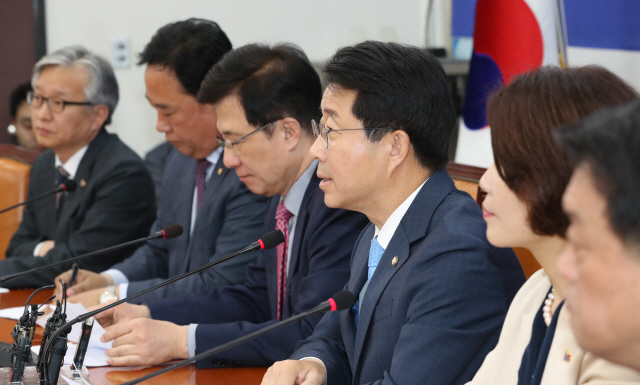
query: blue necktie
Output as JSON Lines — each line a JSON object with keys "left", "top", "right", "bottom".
{"left": 367, "top": 237, "right": 385, "bottom": 280}
{"left": 354, "top": 237, "right": 385, "bottom": 325}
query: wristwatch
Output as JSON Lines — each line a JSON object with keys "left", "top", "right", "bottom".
{"left": 99, "top": 285, "right": 118, "bottom": 304}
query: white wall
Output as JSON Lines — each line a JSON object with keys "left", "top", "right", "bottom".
{"left": 568, "top": 47, "right": 640, "bottom": 90}
{"left": 45, "top": 0, "right": 447, "bottom": 157}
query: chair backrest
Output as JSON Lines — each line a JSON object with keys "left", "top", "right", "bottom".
{"left": 0, "top": 144, "right": 39, "bottom": 260}
{"left": 445, "top": 162, "right": 541, "bottom": 279}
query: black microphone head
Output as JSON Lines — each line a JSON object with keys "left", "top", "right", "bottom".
{"left": 161, "top": 224, "right": 184, "bottom": 239}
{"left": 259, "top": 230, "right": 285, "bottom": 250}
{"left": 62, "top": 180, "right": 77, "bottom": 193}
{"left": 329, "top": 290, "right": 356, "bottom": 311}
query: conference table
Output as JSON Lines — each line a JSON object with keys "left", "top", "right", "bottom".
{"left": 0, "top": 289, "right": 267, "bottom": 384}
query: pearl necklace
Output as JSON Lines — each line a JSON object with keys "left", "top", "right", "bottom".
{"left": 542, "top": 288, "right": 555, "bottom": 327}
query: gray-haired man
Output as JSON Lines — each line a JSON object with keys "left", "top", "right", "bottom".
{"left": 1, "top": 45, "right": 156, "bottom": 289}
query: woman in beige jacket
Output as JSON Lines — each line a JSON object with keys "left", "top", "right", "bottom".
{"left": 470, "top": 66, "right": 640, "bottom": 385}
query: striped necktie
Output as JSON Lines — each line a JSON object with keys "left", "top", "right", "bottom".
{"left": 56, "top": 166, "right": 70, "bottom": 218}
{"left": 195, "top": 159, "right": 211, "bottom": 210}
{"left": 275, "top": 201, "right": 293, "bottom": 320}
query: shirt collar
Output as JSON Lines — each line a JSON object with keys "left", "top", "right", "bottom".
{"left": 281, "top": 160, "right": 318, "bottom": 218}
{"left": 205, "top": 146, "right": 223, "bottom": 166}
{"left": 374, "top": 178, "right": 428, "bottom": 249}
{"left": 54, "top": 145, "right": 89, "bottom": 179}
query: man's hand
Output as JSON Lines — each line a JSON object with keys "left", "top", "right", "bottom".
{"left": 101, "top": 319, "right": 189, "bottom": 366}
{"left": 53, "top": 269, "right": 113, "bottom": 297}
{"left": 66, "top": 288, "right": 104, "bottom": 308}
{"left": 261, "top": 359, "right": 327, "bottom": 385}
{"left": 37, "top": 241, "right": 55, "bottom": 257}
{"left": 91, "top": 302, "right": 150, "bottom": 329}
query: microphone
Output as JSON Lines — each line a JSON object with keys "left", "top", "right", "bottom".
{"left": 0, "top": 180, "right": 77, "bottom": 215}
{"left": 38, "top": 230, "right": 284, "bottom": 384}
{"left": 0, "top": 224, "right": 184, "bottom": 284}
{"left": 121, "top": 291, "right": 356, "bottom": 385}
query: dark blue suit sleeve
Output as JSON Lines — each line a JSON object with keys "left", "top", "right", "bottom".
{"left": 292, "top": 221, "right": 517, "bottom": 384}
{"left": 147, "top": 196, "right": 367, "bottom": 368}
{"left": 122, "top": 187, "right": 266, "bottom": 301}
{"left": 111, "top": 153, "right": 268, "bottom": 302}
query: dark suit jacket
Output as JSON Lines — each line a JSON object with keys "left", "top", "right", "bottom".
{"left": 112, "top": 148, "right": 269, "bottom": 302}
{"left": 2, "top": 130, "right": 156, "bottom": 288}
{"left": 290, "top": 168, "right": 525, "bottom": 385}
{"left": 147, "top": 174, "right": 369, "bottom": 368}
{"left": 144, "top": 141, "right": 174, "bottom": 207}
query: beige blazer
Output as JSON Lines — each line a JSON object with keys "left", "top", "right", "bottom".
{"left": 467, "top": 269, "right": 640, "bottom": 385}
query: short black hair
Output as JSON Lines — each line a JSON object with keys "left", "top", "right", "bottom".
{"left": 556, "top": 98, "right": 640, "bottom": 247}
{"left": 138, "top": 18, "right": 232, "bottom": 97}
{"left": 323, "top": 41, "right": 456, "bottom": 172}
{"left": 10, "top": 82, "right": 32, "bottom": 118}
{"left": 198, "top": 43, "right": 322, "bottom": 137}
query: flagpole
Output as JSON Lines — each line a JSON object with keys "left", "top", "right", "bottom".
{"left": 554, "top": 0, "right": 569, "bottom": 67}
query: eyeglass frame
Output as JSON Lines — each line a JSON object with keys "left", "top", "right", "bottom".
{"left": 27, "top": 91, "right": 95, "bottom": 113}
{"left": 311, "top": 119, "right": 393, "bottom": 149}
{"left": 216, "top": 120, "right": 279, "bottom": 154}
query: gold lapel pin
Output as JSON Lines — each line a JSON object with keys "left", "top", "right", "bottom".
{"left": 391, "top": 256, "right": 399, "bottom": 266}
{"left": 564, "top": 350, "right": 572, "bottom": 362}
{"left": 217, "top": 168, "right": 223, "bottom": 175}
{"left": 80, "top": 179, "right": 87, "bottom": 187}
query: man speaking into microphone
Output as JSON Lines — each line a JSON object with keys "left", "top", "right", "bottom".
{"left": 93, "top": 43, "right": 368, "bottom": 368}
{"left": 0, "top": 46, "right": 156, "bottom": 288}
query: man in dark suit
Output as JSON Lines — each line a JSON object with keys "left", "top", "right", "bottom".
{"left": 93, "top": 44, "right": 368, "bottom": 368}
{"left": 143, "top": 141, "right": 174, "bottom": 206}
{"left": 1, "top": 46, "right": 156, "bottom": 289}
{"left": 55, "top": 19, "right": 269, "bottom": 304}
{"left": 262, "top": 41, "right": 525, "bottom": 385}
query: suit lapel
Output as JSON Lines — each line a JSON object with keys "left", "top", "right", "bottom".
{"left": 56, "top": 130, "right": 108, "bottom": 238}
{"left": 172, "top": 156, "right": 196, "bottom": 273}
{"left": 351, "top": 226, "right": 410, "bottom": 375}
{"left": 349, "top": 168, "right": 456, "bottom": 376}
{"left": 286, "top": 173, "right": 319, "bottom": 278}
{"left": 264, "top": 197, "right": 279, "bottom": 317}
{"left": 343, "top": 226, "right": 372, "bottom": 371}
{"left": 185, "top": 156, "right": 229, "bottom": 270}
{"left": 282, "top": 174, "right": 319, "bottom": 318}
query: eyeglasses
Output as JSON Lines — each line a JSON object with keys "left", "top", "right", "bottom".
{"left": 27, "top": 91, "right": 95, "bottom": 113}
{"left": 216, "top": 120, "right": 279, "bottom": 154}
{"left": 311, "top": 119, "right": 392, "bottom": 149}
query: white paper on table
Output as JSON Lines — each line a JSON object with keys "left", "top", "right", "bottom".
{"left": 31, "top": 343, "right": 110, "bottom": 367}
{"left": 0, "top": 306, "right": 25, "bottom": 320}
{"left": 60, "top": 374, "right": 82, "bottom": 385}
{"left": 36, "top": 302, "right": 112, "bottom": 349}
{"left": 0, "top": 288, "right": 9, "bottom": 294}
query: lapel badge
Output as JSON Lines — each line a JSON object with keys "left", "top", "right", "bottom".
{"left": 80, "top": 179, "right": 87, "bottom": 187}
{"left": 218, "top": 168, "right": 223, "bottom": 175}
{"left": 564, "top": 350, "right": 572, "bottom": 362}
{"left": 391, "top": 256, "right": 398, "bottom": 266}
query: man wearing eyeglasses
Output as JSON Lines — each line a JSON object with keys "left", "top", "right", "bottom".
{"left": 261, "top": 41, "right": 525, "bottom": 385}
{"left": 89, "top": 43, "right": 368, "bottom": 368}
{"left": 54, "top": 19, "right": 268, "bottom": 306}
{"left": 0, "top": 46, "right": 156, "bottom": 289}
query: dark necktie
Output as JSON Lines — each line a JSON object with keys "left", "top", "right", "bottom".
{"left": 275, "top": 201, "right": 293, "bottom": 320}
{"left": 195, "top": 159, "right": 211, "bottom": 210}
{"left": 56, "top": 166, "right": 70, "bottom": 218}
